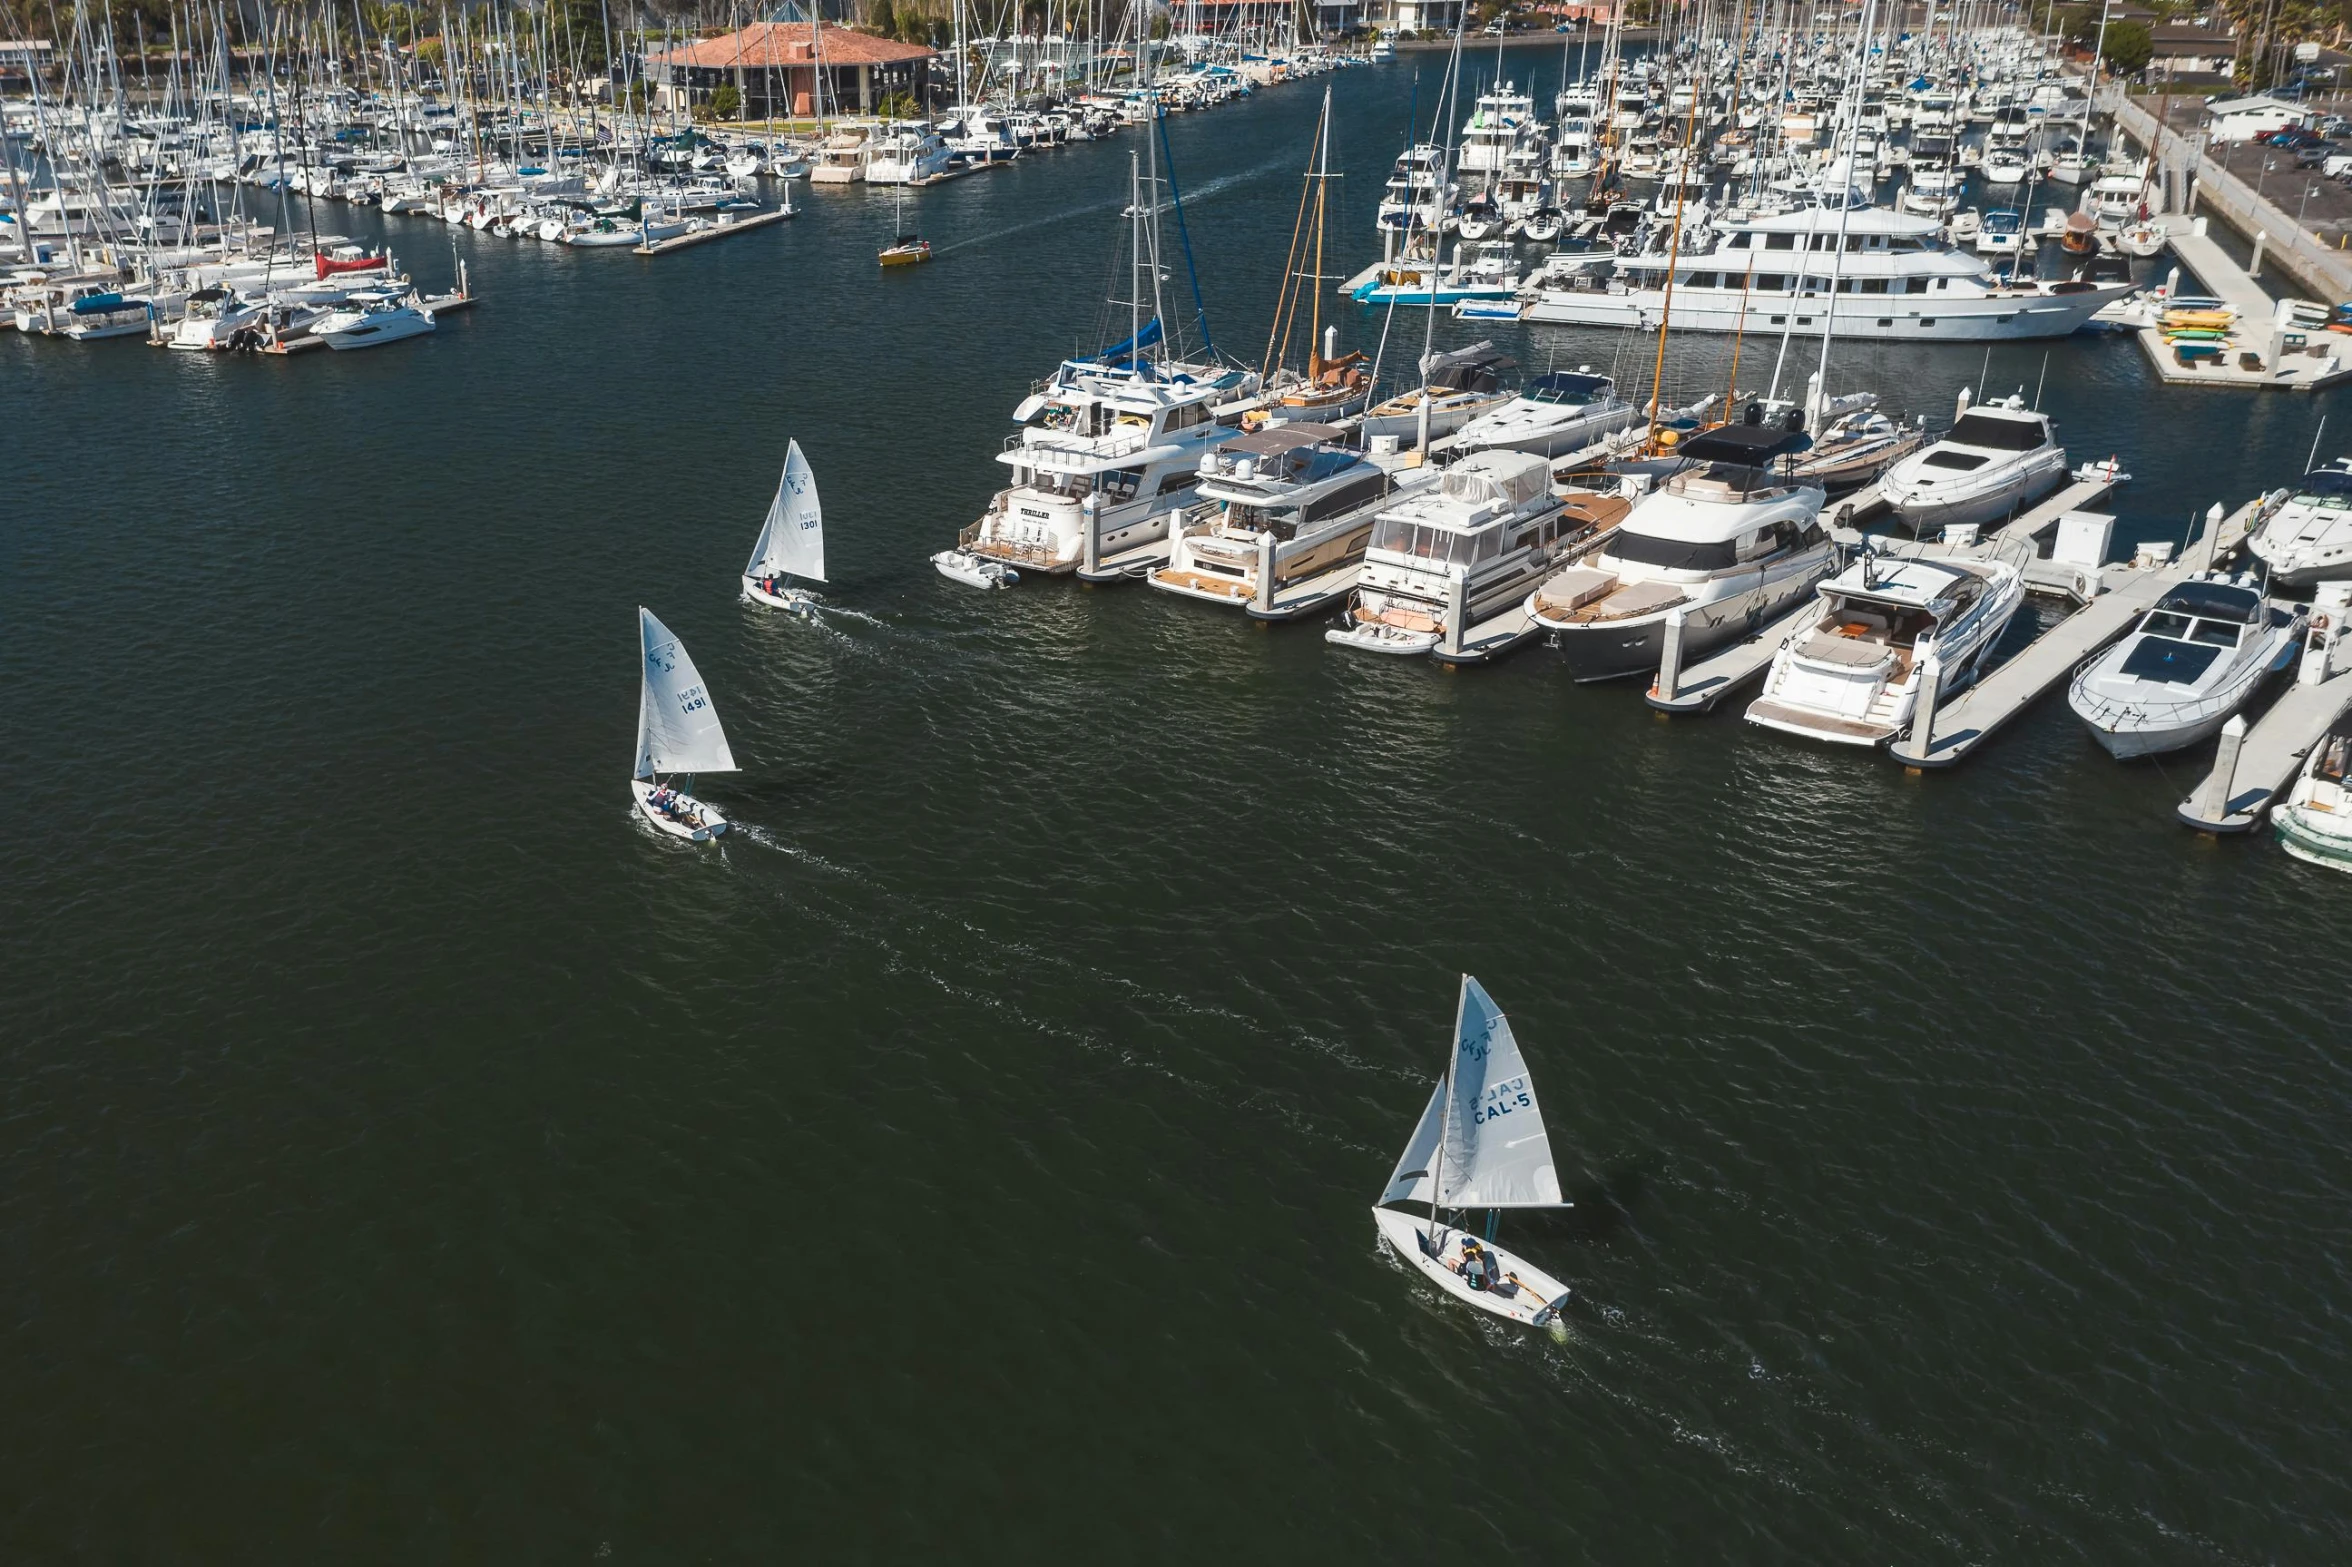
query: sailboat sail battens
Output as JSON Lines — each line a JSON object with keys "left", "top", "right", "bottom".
{"left": 746, "top": 439, "right": 825, "bottom": 583}
{"left": 635, "top": 607, "right": 739, "bottom": 779}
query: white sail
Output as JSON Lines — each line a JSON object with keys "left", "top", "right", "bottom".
{"left": 1438, "top": 976, "right": 1564, "bottom": 1209}
{"left": 744, "top": 439, "right": 825, "bottom": 584}
{"left": 634, "top": 607, "right": 738, "bottom": 780}
{"left": 1378, "top": 1080, "right": 1445, "bottom": 1208}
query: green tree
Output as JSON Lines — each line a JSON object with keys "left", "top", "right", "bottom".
{"left": 708, "top": 82, "right": 742, "bottom": 118}
{"left": 1149, "top": 9, "right": 1172, "bottom": 39}
{"left": 2100, "top": 19, "right": 2153, "bottom": 76}
{"left": 868, "top": 0, "right": 899, "bottom": 37}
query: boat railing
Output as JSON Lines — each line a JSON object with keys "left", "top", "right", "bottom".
{"left": 1005, "top": 426, "right": 1153, "bottom": 461}
{"left": 2066, "top": 656, "right": 2269, "bottom": 730}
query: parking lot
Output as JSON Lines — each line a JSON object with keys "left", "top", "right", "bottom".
{"left": 2152, "top": 93, "right": 2352, "bottom": 249}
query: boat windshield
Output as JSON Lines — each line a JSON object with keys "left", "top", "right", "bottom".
{"left": 2155, "top": 581, "right": 2262, "bottom": 623}
{"left": 2118, "top": 637, "right": 2222, "bottom": 684}
{"left": 1946, "top": 412, "right": 2047, "bottom": 450}
{"left": 1226, "top": 504, "right": 1306, "bottom": 540}
{"left": 1525, "top": 372, "right": 1613, "bottom": 406}
{"left": 2291, "top": 468, "right": 2352, "bottom": 508}
{"left": 1371, "top": 517, "right": 1503, "bottom": 566}
{"left": 1607, "top": 529, "right": 1741, "bottom": 570}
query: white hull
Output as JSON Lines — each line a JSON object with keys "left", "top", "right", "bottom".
{"left": 932, "top": 549, "right": 1017, "bottom": 589}
{"left": 2082, "top": 705, "right": 2238, "bottom": 760}
{"left": 1325, "top": 620, "right": 1441, "bottom": 655}
{"left": 630, "top": 778, "right": 727, "bottom": 841}
{"left": 742, "top": 575, "right": 818, "bottom": 614}
{"left": 1886, "top": 452, "right": 2068, "bottom": 534}
{"left": 318, "top": 309, "right": 434, "bottom": 350}
{"left": 1521, "top": 283, "right": 2131, "bottom": 341}
{"left": 1371, "top": 1208, "right": 1571, "bottom": 1328}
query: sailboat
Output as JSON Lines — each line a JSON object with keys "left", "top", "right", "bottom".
{"left": 1371, "top": 976, "right": 1574, "bottom": 1329}
{"left": 742, "top": 439, "right": 825, "bottom": 615}
{"left": 878, "top": 185, "right": 931, "bottom": 266}
{"left": 631, "top": 607, "right": 738, "bottom": 843}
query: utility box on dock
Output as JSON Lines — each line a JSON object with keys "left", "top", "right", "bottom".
{"left": 2053, "top": 513, "right": 2116, "bottom": 569}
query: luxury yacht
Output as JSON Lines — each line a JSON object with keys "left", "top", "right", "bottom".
{"left": 1517, "top": 202, "right": 2135, "bottom": 339}
{"left": 1746, "top": 548, "right": 2026, "bottom": 746}
{"left": 2067, "top": 576, "right": 2303, "bottom": 758}
{"left": 1877, "top": 395, "right": 2067, "bottom": 534}
{"left": 1357, "top": 341, "right": 1517, "bottom": 447}
{"left": 1529, "top": 422, "right": 1832, "bottom": 681}
{"left": 2247, "top": 459, "right": 2352, "bottom": 588}
{"left": 1376, "top": 144, "right": 1454, "bottom": 238}
{"left": 1441, "top": 368, "right": 1641, "bottom": 460}
{"left": 1150, "top": 425, "right": 1429, "bottom": 618}
{"left": 960, "top": 359, "right": 1260, "bottom": 577}
{"left": 1457, "top": 82, "right": 1540, "bottom": 188}
{"left": 312, "top": 289, "right": 437, "bottom": 350}
{"left": 1327, "top": 451, "right": 1622, "bottom": 662}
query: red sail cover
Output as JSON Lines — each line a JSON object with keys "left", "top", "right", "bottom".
{"left": 314, "top": 252, "right": 388, "bottom": 279}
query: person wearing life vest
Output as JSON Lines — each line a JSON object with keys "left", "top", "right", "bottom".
{"left": 1457, "top": 1237, "right": 1494, "bottom": 1292}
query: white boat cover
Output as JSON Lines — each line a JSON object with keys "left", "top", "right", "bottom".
{"left": 634, "top": 607, "right": 738, "bottom": 779}
{"left": 745, "top": 438, "right": 825, "bottom": 583}
{"left": 1379, "top": 975, "right": 1564, "bottom": 1210}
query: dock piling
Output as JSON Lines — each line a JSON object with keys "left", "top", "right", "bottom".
{"left": 1444, "top": 574, "right": 1467, "bottom": 660}
{"left": 1255, "top": 532, "right": 1276, "bottom": 616}
{"left": 2202, "top": 716, "right": 2249, "bottom": 822}
{"left": 1897, "top": 656, "right": 1944, "bottom": 767}
{"left": 1656, "top": 607, "right": 1688, "bottom": 704}
{"left": 1081, "top": 494, "right": 1101, "bottom": 579}
{"left": 2203, "top": 501, "right": 2225, "bottom": 571}
{"left": 2251, "top": 230, "right": 2268, "bottom": 280}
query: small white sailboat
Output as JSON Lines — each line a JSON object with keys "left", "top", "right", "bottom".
{"left": 742, "top": 439, "right": 825, "bottom": 614}
{"left": 631, "top": 607, "right": 737, "bottom": 842}
{"left": 1372, "top": 975, "right": 1575, "bottom": 1330}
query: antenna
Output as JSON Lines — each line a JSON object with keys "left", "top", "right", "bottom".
{"left": 2034, "top": 351, "right": 2048, "bottom": 411}
{"left": 2308, "top": 416, "right": 2328, "bottom": 475}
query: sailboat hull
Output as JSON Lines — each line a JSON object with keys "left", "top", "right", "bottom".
{"left": 631, "top": 779, "right": 728, "bottom": 842}
{"left": 1371, "top": 1207, "right": 1571, "bottom": 1328}
{"left": 742, "top": 576, "right": 819, "bottom": 615}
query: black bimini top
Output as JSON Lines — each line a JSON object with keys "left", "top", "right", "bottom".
{"left": 2155, "top": 580, "right": 2262, "bottom": 623}
{"left": 1946, "top": 411, "right": 2048, "bottom": 451}
{"left": 1675, "top": 424, "right": 1813, "bottom": 465}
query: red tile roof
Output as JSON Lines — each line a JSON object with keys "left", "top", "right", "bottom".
{"left": 651, "top": 22, "right": 934, "bottom": 69}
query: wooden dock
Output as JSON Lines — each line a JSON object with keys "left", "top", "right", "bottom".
{"left": 1890, "top": 492, "right": 2276, "bottom": 769}
{"left": 634, "top": 207, "right": 793, "bottom": 256}
{"left": 2129, "top": 218, "right": 2352, "bottom": 391}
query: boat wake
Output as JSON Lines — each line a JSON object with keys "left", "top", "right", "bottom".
{"left": 930, "top": 194, "right": 1131, "bottom": 257}
{"left": 730, "top": 821, "right": 866, "bottom": 877}
{"left": 1181, "top": 154, "right": 1291, "bottom": 206}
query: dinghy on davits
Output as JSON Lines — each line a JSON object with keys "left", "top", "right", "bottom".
{"left": 743, "top": 440, "right": 825, "bottom": 614}
{"left": 632, "top": 607, "right": 737, "bottom": 842}
{"left": 1373, "top": 975, "right": 1574, "bottom": 1329}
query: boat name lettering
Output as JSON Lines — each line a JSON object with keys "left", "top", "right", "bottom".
{"left": 1474, "top": 1074, "right": 1532, "bottom": 1124}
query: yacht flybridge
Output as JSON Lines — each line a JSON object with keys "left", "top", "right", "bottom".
{"left": 1746, "top": 549, "right": 2026, "bottom": 747}
{"left": 1529, "top": 422, "right": 1833, "bottom": 682}
{"left": 1151, "top": 425, "right": 1428, "bottom": 619}
{"left": 1518, "top": 203, "right": 2134, "bottom": 340}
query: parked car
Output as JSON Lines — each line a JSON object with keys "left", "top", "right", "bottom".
{"left": 2296, "top": 139, "right": 2342, "bottom": 167}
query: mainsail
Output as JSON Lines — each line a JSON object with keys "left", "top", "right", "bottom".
{"left": 744, "top": 439, "right": 825, "bottom": 584}
{"left": 1379, "top": 976, "right": 1563, "bottom": 1211}
{"left": 634, "top": 607, "right": 738, "bottom": 780}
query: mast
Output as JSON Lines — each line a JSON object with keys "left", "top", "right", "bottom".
{"left": 1430, "top": 974, "right": 1468, "bottom": 1245}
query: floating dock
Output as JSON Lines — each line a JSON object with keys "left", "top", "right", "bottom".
{"left": 1076, "top": 537, "right": 1173, "bottom": 583}
{"left": 256, "top": 290, "right": 477, "bottom": 355}
{"left": 2177, "top": 592, "right": 2352, "bottom": 832}
{"left": 2127, "top": 218, "right": 2352, "bottom": 392}
{"left": 1645, "top": 602, "right": 1810, "bottom": 713}
{"left": 633, "top": 207, "right": 794, "bottom": 256}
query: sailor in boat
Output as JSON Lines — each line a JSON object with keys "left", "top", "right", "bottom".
{"left": 1456, "top": 1237, "right": 1496, "bottom": 1291}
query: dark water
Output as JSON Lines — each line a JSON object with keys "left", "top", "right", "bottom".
{"left": 7, "top": 65, "right": 2351, "bottom": 1563}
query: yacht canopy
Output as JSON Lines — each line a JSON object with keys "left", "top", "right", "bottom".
{"left": 1440, "top": 451, "right": 1550, "bottom": 508}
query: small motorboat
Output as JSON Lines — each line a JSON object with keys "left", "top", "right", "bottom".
{"left": 2067, "top": 574, "right": 2304, "bottom": 758}
{"left": 2277, "top": 714, "right": 2352, "bottom": 873}
{"left": 2061, "top": 211, "right": 2099, "bottom": 255}
{"left": 932, "top": 548, "right": 1016, "bottom": 588}
{"left": 2118, "top": 218, "right": 2165, "bottom": 258}
{"left": 879, "top": 233, "right": 932, "bottom": 266}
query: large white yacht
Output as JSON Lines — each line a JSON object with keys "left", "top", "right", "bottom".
{"left": 1518, "top": 202, "right": 2135, "bottom": 339}
{"left": 1327, "top": 451, "right": 1621, "bottom": 662}
{"left": 2247, "top": 459, "right": 2352, "bottom": 588}
{"left": 1877, "top": 396, "right": 2067, "bottom": 534}
{"left": 864, "top": 122, "right": 955, "bottom": 185}
{"left": 1456, "top": 83, "right": 1540, "bottom": 188}
{"left": 1150, "top": 425, "right": 1429, "bottom": 619}
{"left": 1376, "top": 143, "right": 1454, "bottom": 238}
{"left": 2067, "top": 576, "right": 2303, "bottom": 758}
{"left": 1528, "top": 423, "right": 1832, "bottom": 681}
{"left": 961, "top": 359, "right": 1260, "bottom": 577}
{"left": 1746, "top": 549, "right": 2026, "bottom": 746}
{"left": 1441, "top": 369, "right": 1641, "bottom": 460}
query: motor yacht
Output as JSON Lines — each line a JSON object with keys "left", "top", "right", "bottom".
{"left": 2276, "top": 716, "right": 2352, "bottom": 872}
{"left": 1376, "top": 144, "right": 1454, "bottom": 238}
{"left": 2067, "top": 575, "right": 2304, "bottom": 758}
{"left": 960, "top": 359, "right": 1261, "bottom": 577}
{"left": 864, "top": 122, "right": 956, "bottom": 185}
{"left": 1440, "top": 368, "right": 1640, "bottom": 460}
{"left": 312, "top": 288, "right": 437, "bottom": 350}
{"left": 1877, "top": 395, "right": 2066, "bottom": 534}
{"left": 1358, "top": 341, "right": 1517, "bottom": 448}
{"left": 2247, "top": 458, "right": 2352, "bottom": 588}
{"left": 1151, "top": 424, "right": 1429, "bottom": 618}
{"left": 1975, "top": 206, "right": 2026, "bottom": 263}
{"left": 1327, "top": 451, "right": 1616, "bottom": 662}
{"left": 1457, "top": 82, "right": 1539, "bottom": 189}
{"left": 1517, "top": 201, "right": 2134, "bottom": 339}
{"left": 1746, "top": 547, "right": 2026, "bottom": 746}
{"left": 1529, "top": 421, "right": 1832, "bottom": 681}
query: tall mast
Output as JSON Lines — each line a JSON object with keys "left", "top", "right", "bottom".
{"left": 1430, "top": 975, "right": 1468, "bottom": 1245}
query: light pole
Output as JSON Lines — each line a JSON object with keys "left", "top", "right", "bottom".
{"left": 2301, "top": 181, "right": 2320, "bottom": 227}
{"left": 2260, "top": 154, "right": 2276, "bottom": 201}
